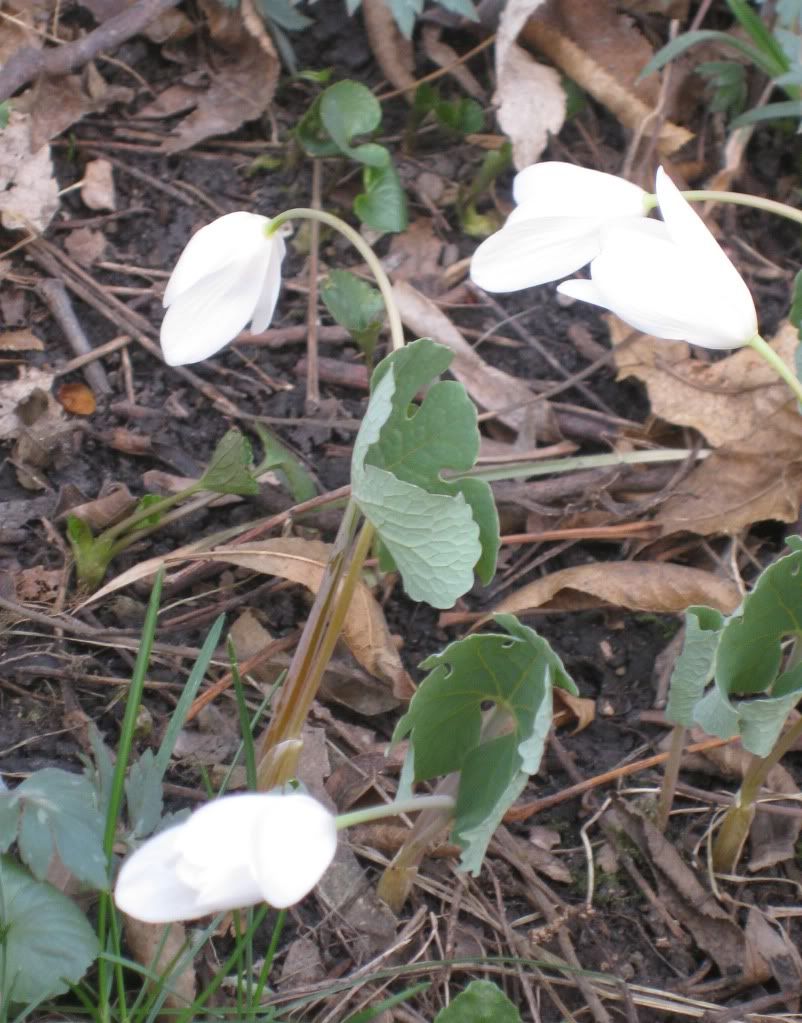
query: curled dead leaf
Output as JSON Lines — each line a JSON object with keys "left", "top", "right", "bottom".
{"left": 123, "top": 916, "right": 197, "bottom": 1010}
{"left": 201, "top": 538, "right": 415, "bottom": 700}
{"left": 520, "top": 3, "right": 692, "bottom": 156}
{"left": 488, "top": 561, "right": 741, "bottom": 621}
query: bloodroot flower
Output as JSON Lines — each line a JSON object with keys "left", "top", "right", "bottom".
{"left": 160, "top": 212, "right": 285, "bottom": 367}
{"left": 114, "top": 792, "right": 337, "bottom": 923}
{"left": 469, "top": 162, "right": 648, "bottom": 293}
{"left": 557, "top": 168, "right": 758, "bottom": 350}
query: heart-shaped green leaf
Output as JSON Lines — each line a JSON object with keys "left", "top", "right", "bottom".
{"left": 352, "top": 338, "right": 498, "bottom": 608}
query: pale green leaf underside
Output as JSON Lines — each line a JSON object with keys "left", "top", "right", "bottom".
{"left": 0, "top": 856, "right": 99, "bottom": 1004}
{"left": 665, "top": 605, "right": 724, "bottom": 727}
{"left": 352, "top": 338, "right": 497, "bottom": 608}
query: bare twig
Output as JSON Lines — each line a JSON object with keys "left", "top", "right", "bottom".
{"left": 0, "top": 0, "right": 181, "bottom": 101}
{"left": 36, "top": 278, "right": 112, "bottom": 395}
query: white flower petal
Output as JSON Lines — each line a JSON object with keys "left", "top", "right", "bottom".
{"left": 556, "top": 277, "right": 608, "bottom": 307}
{"left": 576, "top": 219, "right": 757, "bottom": 349}
{"left": 163, "top": 212, "right": 269, "bottom": 308}
{"left": 512, "top": 162, "right": 647, "bottom": 219}
{"left": 655, "top": 168, "right": 757, "bottom": 345}
{"left": 160, "top": 250, "right": 269, "bottom": 366}
{"left": 470, "top": 218, "right": 603, "bottom": 291}
{"left": 250, "top": 793, "right": 337, "bottom": 908}
{"left": 250, "top": 233, "right": 286, "bottom": 334}
{"left": 114, "top": 819, "right": 263, "bottom": 924}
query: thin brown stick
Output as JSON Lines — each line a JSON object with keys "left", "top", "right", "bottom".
{"left": 36, "top": 278, "right": 112, "bottom": 395}
{"left": 504, "top": 736, "right": 733, "bottom": 822}
{"left": 0, "top": 0, "right": 181, "bottom": 100}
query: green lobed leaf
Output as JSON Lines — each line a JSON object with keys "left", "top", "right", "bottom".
{"left": 352, "top": 338, "right": 498, "bottom": 607}
{"left": 0, "top": 101, "right": 9, "bottom": 131}
{"left": 433, "top": 980, "right": 521, "bottom": 1023}
{"left": 354, "top": 160, "right": 409, "bottom": 233}
{"left": 0, "top": 769, "right": 107, "bottom": 888}
{"left": 124, "top": 749, "right": 165, "bottom": 840}
{"left": 690, "top": 540, "right": 802, "bottom": 755}
{"left": 0, "top": 856, "right": 99, "bottom": 1004}
{"left": 665, "top": 606, "right": 724, "bottom": 727}
{"left": 320, "top": 269, "right": 384, "bottom": 364}
{"left": 321, "top": 269, "right": 385, "bottom": 336}
{"left": 435, "top": 97, "right": 484, "bottom": 135}
{"left": 393, "top": 615, "right": 576, "bottom": 871}
{"left": 253, "top": 423, "right": 317, "bottom": 503}
{"left": 319, "top": 81, "right": 386, "bottom": 166}
{"left": 201, "top": 429, "right": 260, "bottom": 496}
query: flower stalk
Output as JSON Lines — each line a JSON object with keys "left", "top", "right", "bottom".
{"left": 255, "top": 208, "right": 405, "bottom": 789}
{"left": 712, "top": 712, "right": 802, "bottom": 872}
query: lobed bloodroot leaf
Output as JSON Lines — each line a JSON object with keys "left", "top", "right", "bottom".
{"left": 393, "top": 614, "right": 576, "bottom": 871}
{"left": 667, "top": 537, "right": 802, "bottom": 755}
{"left": 433, "top": 980, "right": 521, "bottom": 1023}
{"left": 665, "top": 606, "right": 725, "bottom": 727}
{"left": 352, "top": 338, "right": 498, "bottom": 608}
{"left": 0, "top": 856, "right": 99, "bottom": 1004}
{"left": 200, "top": 429, "right": 260, "bottom": 496}
{"left": 0, "top": 769, "right": 106, "bottom": 887}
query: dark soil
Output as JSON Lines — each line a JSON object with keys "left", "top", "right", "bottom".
{"left": 2, "top": 3, "right": 802, "bottom": 1021}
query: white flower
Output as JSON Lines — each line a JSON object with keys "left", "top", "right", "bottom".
{"left": 114, "top": 792, "right": 337, "bottom": 923}
{"left": 558, "top": 168, "right": 758, "bottom": 350}
{"left": 161, "top": 212, "right": 285, "bottom": 367}
{"left": 470, "top": 162, "right": 647, "bottom": 293}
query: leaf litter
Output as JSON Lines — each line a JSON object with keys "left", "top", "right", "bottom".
{"left": 1, "top": 0, "right": 801, "bottom": 1017}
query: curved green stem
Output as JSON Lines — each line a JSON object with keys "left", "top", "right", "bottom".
{"left": 748, "top": 333, "right": 802, "bottom": 406}
{"left": 266, "top": 208, "right": 405, "bottom": 352}
{"left": 644, "top": 189, "right": 802, "bottom": 228}
{"left": 336, "top": 795, "right": 456, "bottom": 830}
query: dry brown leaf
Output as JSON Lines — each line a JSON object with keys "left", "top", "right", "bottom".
{"left": 384, "top": 219, "right": 447, "bottom": 295}
{"left": 613, "top": 319, "right": 797, "bottom": 448}
{"left": 361, "top": 0, "right": 415, "bottom": 97}
{"left": 57, "top": 382, "right": 96, "bottom": 415}
{"left": 0, "top": 366, "right": 59, "bottom": 441}
{"left": 496, "top": 42, "right": 565, "bottom": 170}
{"left": 64, "top": 227, "right": 107, "bottom": 266}
{"left": 81, "top": 158, "right": 116, "bottom": 211}
{"left": 0, "top": 110, "right": 59, "bottom": 232}
{"left": 488, "top": 561, "right": 741, "bottom": 621}
{"left": 135, "top": 83, "right": 200, "bottom": 119}
{"left": 392, "top": 279, "right": 560, "bottom": 440}
{"left": 0, "top": 328, "right": 43, "bottom": 352}
{"left": 422, "top": 26, "right": 485, "bottom": 100}
{"left": 62, "top": 483, "right": 136, "bottom": 531}
{"left": 277, "top": 937, "right": 325, "bottom": 991}
{"left": 26, "top": 71, "right": 133, "bottom": 149}
{"left": 161, "top": 40, "right": 278, "bottom": 153}
{"left": 611, "top": 321, "right": 802, "bottom": 536}
{"left": 203, "top": 538, "right": 414, "bottom": 699}
{"left": 15, "top": 565, "right": 62, "bottom": 604}
{"left": 521, "top": 0, "right": 692, "bottom": 156}
{"left": 744, "top": 909, "right": 802, "bottom": 994}
{"left": 142, "top": 5, "right": 194, "bottom": 43}
{"left": 553, "top": 687, "right": 595, "bottom": 733}
{"left": 315, "top": 843, "right": 398, "bottom": 960}
{"left": 123, "top": 917, "right": 197, "bottom": 1010}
